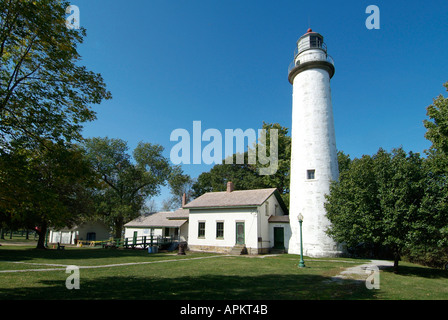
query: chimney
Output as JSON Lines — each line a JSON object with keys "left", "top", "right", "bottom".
{"left": 182, "top": 193, "right": 187, "bottom": 207}
{"left": 226, "top": 181, "right": 234, "bottom": 193}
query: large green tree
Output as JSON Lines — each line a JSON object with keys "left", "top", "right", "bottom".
{"left": 325, "top": 82, "right": 448, "bottom": 270}
{"left": 0, "top": 0, "right": 111, "bottom": 149}
{"left": 424, "top": 82, "right": 448, "bottom": 157}
{"left": 414, "top": 81, "right": 448, "bottom": 267}
{"left": 84, "top": 137, "right": 171, "bottom": 238}
{"left": 325, "top": 148, "right": 425, "bottom": 272}
{"left": 0, "top": 140, "right": 97, "bottom": 248}
{"left": 191, "top": 152, "right": 265, "bottom": 197}
{"left": 191, "top": 122, "right": 291, "bottom": 208}
{"left": 255, "top": 122, "right": 291, "bottom": 207}
{"left": 0, "top": 0, "right": 111, "bottom": 247}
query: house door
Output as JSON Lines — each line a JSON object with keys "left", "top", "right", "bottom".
{"left": 133, "top": 231, "right": 138, "bottom": 245}
{"left": 236, "top": 222, "right": 245, "bottom": 245}
{"left": 273, "top": 227, "right": 284, "bottom": 249}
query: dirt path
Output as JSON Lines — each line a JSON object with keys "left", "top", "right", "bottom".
{"left": 330, "top": 259, "right": 394, "bottom": 282}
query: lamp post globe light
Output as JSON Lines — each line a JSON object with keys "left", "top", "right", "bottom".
{"left": 298, "top": 213, "right": 305, "bottom": 268}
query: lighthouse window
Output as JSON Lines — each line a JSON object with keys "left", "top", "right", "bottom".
{"left": 307, "top": 170, "right": 315, "bottom": 180}
{"left": 310, "top": 36, "right": 322, "bottom": 48}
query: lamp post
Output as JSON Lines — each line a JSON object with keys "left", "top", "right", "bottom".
{"left": 298, "top": 213, "right": 305, "bottom": 268}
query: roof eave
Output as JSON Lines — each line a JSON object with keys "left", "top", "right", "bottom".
{"left": 186, "top": 205, "right": 259, "bottom": 210}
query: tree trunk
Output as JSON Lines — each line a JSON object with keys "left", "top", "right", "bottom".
{"left": 393, "top": 249, "right": 400, "bottom": 274}
{"left": 114, "top": 227, "right": 122, "bottom": 239}
{"left": 114, "top": 217, "right": 123, "bottom": 239}
{"left": 36, "top": 223, "right": 47, "bottom": 249}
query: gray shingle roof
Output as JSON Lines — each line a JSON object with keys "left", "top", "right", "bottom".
{"left": 124, "top": 209, "right": 189, "bottom": 228}
{"left": 183, "top": 188, "right": 280, "bottom": 209}
{"left": 268, "top": 215, "right": 290, "bottom": 223}
{"left": 168, "top": 208, "right": 190, "bottom": 219}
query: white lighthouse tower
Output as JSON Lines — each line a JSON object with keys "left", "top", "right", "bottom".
{"left": 287, "top": 29, "right": 341, "bottom": 257}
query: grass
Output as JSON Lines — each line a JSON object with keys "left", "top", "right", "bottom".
{"left": 0, "top": 245, "right": 447, "bottom": 300}
{"left": 0, "top": 232, "right": 39, "bottom": 243}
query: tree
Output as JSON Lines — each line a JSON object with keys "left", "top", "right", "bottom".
{"left": 337, "top": 150, "right": 352, "bottom": 174}
{"left": 423, "top": 82, "right": 448, "bottom": 156}
{"left": 412, "top": 81, "right": 448, "bottom": 266}
{"left": 191, "top": 122, "right": 291, "bottom": 208}
{"left": 162, "top": 165, "right": 193, "bottom": 211}
{"left": 0, "top": 140, "right": 97, "bottom": 249}
{"left": 405, "top": 160, "right": 448, "bottom": 267}
{"left": 325, "top": 148, "right": 425, "bottom": 273}
{"left": 374, "top": 148, "right": 425, "bottom": 271}
{"left": 422, "top": 81, "right": 448, "bottom": 177}
{"left": 0, "top": 0, "right": 111, "bottom": 245}
{"left": 191, "top": 153, "right": 266, "bottom": 198}
{"left": 325, "top": 154, "right": 381, "bottom": 253}
{"left": 0, "top": 0, "right": 111, "bottom": 150}
{"left": 255, "top": 122, "right": 291, "bottom": 207}
{"left": 84, "top": 137, "right": 171, "bottom": 238}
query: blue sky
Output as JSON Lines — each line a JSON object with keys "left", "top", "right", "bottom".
{"left": 73, "top": 0, "right": 448, "bottom": 207}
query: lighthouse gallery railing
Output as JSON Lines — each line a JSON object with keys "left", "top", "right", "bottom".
{"left": 288, "top": 52, "right": 334, "bottom": 74}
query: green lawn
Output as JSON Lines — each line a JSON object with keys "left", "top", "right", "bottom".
{"left": 0, "top": 245, "right": 447, "bottom": 300}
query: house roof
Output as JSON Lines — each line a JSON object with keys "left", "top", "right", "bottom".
{"left": 183, "top": 188, "right": 288, "bottom": 213}
{"left": 268, "top": 215, "right": 290, "bottom": 223}
{"left": 124, "top": 209, "right": 189, "bottom": 228}
{"left": 49, "top": 219, "right": 109, "bottom": 232}
{"left": 168, "top": 208, "right": 190, "bottom": 219}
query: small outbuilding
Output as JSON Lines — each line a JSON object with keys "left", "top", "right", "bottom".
{"left": 48, "top": 220, "right": 111, "bottom": 245}
{"left": 124, "top": 208, "right": 189, "bottom": 244}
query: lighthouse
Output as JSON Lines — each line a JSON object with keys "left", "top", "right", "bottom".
{"left": 287, "top": 29, "right": 341, "bottom": 257}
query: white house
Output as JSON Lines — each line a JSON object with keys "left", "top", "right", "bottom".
{"left": 48, "top": 220, "right": 110, "bottom": 245}
{"left": 124, "top": 207, "right": 189, "bottom": 244}
{"left": 183, "top": 182, "right": 289, "bottom": 255}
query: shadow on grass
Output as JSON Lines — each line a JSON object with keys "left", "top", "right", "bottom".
{"left": 0, "top": 272, "right": 377, "bottom": 300}
{"left": 383, "top": 265, "right": 448, "bottom": 279}
{"left": 0, "top": 247, "right": 154, "bottom": 262}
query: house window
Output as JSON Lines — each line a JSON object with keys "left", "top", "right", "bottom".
{"left": 86, "top": 232, "right": 96, "bottom": 241}
{"left": 198, "top": 222, "right": 205, "bottom": 238}
{"left": 216, "top": 222, "right": 224, "bottom": 239}
{"left": 265, "top": 201, "right": 269, "bottom": 216}
{"left": 307, "top": 169, "right": 315, "bottom": 180}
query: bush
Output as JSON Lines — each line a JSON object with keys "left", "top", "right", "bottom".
{"left": 345, "top": 242, "right": 395, "bottom": 260}
{"left": 403, "top": 245, "right": 448, "bottom": 269}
